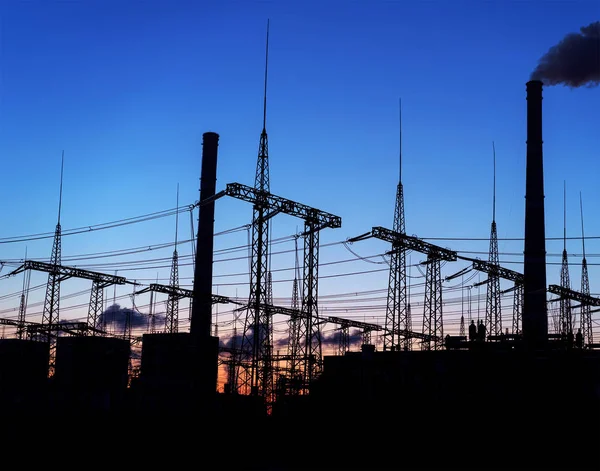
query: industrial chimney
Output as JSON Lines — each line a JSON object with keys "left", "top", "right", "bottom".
{"left": 190, "top": 132, "right": 219, "bottom": 339}
{"left": 522, "top": 80, "right": 548, "bottom": 349}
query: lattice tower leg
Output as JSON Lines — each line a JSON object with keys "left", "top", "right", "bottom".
{"left": 485, "top": 221, "right": 502, "bottom": 336}
{"left": 580, "top": 258, "right": 592, "bottom": 344}
{"left": 421, "top": 256, "right": 444, "bottom": 350}
{"left": 559, "top": 249, "right": 573, "bottom": 336}
{"left": 87, "top": 280, "right": 107, "bottom": 335}
{"left": 384, "top": 245, "right": 399, "bottom": 351}
{"left": 164, "top": 250, "right": 180, "bottom": 333}
{"left": 238, "top": 206, "right": 271, "bottom": 400}
{"left": 512, "top": 283, "right": 523, "bottom": 335}
{"left": 299, "top": 225, "right": 321, "bottom": 394}
{"left": 42, "top": 224, "right": 62, "bottom": 376}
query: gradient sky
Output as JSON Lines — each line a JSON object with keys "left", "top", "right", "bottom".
{"left": 0, "top": 1, "right": 599, "bottom": 353}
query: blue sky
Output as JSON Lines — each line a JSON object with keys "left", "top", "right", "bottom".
{"left": 0, "top": 1, "right": 598, "bottom": 352}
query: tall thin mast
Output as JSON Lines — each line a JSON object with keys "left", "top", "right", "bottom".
{"left": 399, "top": 98, "right": 402, "bottom": 183}
{"left": 492, "top": 142, "right": 496, "bottom": 223}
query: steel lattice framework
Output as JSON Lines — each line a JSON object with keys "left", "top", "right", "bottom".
{"left": 512, "top": 284, "right": 524, "bottom": 335}
{"left": 580, "top": 257, "right": 593, "bottom": 344}
{"left": 470, "top": 259, "right": 524, "bottom": 336}
{"left": 211, "top": 182, "right": 341, "bottom": 400}
{"left": 485, "top": 144, "right": 502, "bottom": 338}
{"left": 548, "top": 285, "right": 600, "bottom": 340}
{"left": 253, "top": 303, "right": 437, "bottom": 345}
{"left": 298, "top": 222, "right": 321, "bottom": 392}
{"left": 559, "top": 188, "right": 572, "bottom": 337}
{"left": 9, "top": 260, "right": 127, "bottom": 342}
{"left": 16, "top": 268, "right": 31, "bottom": 340}
{"left": 384, "top": 180, "right": 408, "bottom": 351}
{"left": 559, "top": 248, "right": 572, "bottom": 336}
{"left": 165, "top": 249, "right": 180, "bottom": 333}
{"left": 240, "top": 184, "right": 273, "bottom": 399}
{"left": 363, "top": 226, "right": 456, "bottom": 350}
{"left": 0, "top": 318, "right": 102, "bottom": 337}
{"left": 88, "top": 279, "right": 112, "bottom": 333}
{"left": 337, "top": 326, "right": 350, "bottom": 355}
{"left": 579, "top": 194, "right": 593, "bottom": 344}
{"left": 42, "top": 223, "right": 62, "bottom": 373}
{"left": 485, "top": 220, "right": 502, "bottom": 337}
{"left": 135, "top": 283, "right": 232, "bottom": 306}
{"left": 422, "top": 253, "right": 444, "bottom": 350}
{"left": 286, "top": 237, "right": 302, "bottom": 394}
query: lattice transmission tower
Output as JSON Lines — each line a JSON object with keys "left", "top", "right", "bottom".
{"left": 165, "top": 184, "right": 181, "bottom": 333}
{"left": 384, "top": 99, "right": 409, "bottom": 351}
{"left": 558, "top": 182, "right": 573, "bottom": 337}
{"left": 286, "top": 235, "right": 302, "bottom": 393}
{"left": 238, "top": 20, "right": 275, "bottom": 399}
{"left": 579, "top": 193, "right": 592, "bottom": 344}
{"left": 485, "top": 142, "right": 502, "bottom": 337}
{"left": 41, "top": 151, "right": 64, "bottom": 376}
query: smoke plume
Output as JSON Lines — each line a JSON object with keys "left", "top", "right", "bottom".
{"left": 530, "top": 21, "right": 600, "bottom": 87}
{"left": 98, "top": 303, "right": 163, "bottom": 332}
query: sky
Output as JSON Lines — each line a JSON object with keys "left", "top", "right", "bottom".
{"left": 0, "top": 0, "right": 599, "bottom": 369}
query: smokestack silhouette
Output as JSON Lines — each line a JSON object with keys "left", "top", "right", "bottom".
{"left": 530, "top": 21, "right": 600, "bottom": 87}
{"left": 523, "top": 80, "right": 548, "bottom": 349}
{"left": 190, "top": 132, "right": 219, "bottom": 338}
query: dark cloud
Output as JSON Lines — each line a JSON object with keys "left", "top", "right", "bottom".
{"left": 531, "top": 21, "right": 600, "bottom": 87}
{"left": 97, "top": 303, "right": 164, "bottom": 333}
{"left": 321, "top": 329, "right": 363, "bottom": 348}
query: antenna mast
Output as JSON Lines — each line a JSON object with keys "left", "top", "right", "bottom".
{"left": 492, "top": 142, "right": 496, "bottom": 223}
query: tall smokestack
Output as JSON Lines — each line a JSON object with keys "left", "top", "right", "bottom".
{"left": 190, "top": 132, "right": 219, "bottom": 338}
{"left": 522, "top": 81, "right": 548, "bottom": 349}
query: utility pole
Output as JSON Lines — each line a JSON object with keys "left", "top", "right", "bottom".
{"left": 384, "top": 98, "right": 409, "bottom": 352}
